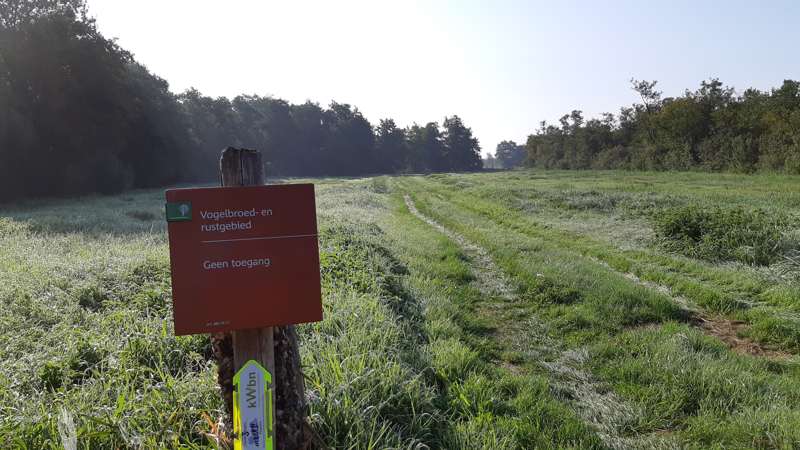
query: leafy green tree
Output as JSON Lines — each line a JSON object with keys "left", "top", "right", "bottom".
{"left": 495, "top": 140, "right": 526, "bottom": 168}
{"left": 323, "top": 102, "right": 376, "bottom": 176}
{"left": 0, "top": 0, "right": 88, "bottom": 29}
{"left": 406, "top": 122, "right": 446, "bottom": 172}
{"left": 442, "top": 115, "right": 482, "bottom": 171}
{"left": 375, "top": 119, "right": 409, "bottom": 173}
{"left": 178, "top": 89, "right": 243, "bottom": 179}
{"left": 525, "top": 77, "right": 800, "bottom": 174}
{"left": 289, "top": 101, "right": 327, "bottom": 176}
{"left": 631, "top": 79, "right": 662, "bottom": 145}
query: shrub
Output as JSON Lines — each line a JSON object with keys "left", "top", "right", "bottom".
{"left": 591, "top": 145, "right": 630, "bottom": 170}
{"left": 654, "top": 205, "right": 792, "bottom": 265}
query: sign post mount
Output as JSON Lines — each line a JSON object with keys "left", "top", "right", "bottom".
{"left": 165, "top": 148, "right": 319, "bottom": 449}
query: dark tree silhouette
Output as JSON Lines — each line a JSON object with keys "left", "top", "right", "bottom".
{"left": 0, "top": 0, "right": 486, "bottom": 201}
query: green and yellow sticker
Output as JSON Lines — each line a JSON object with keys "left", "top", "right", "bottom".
{"left": 233, "top": 360, "right": 274, "bottom": 450}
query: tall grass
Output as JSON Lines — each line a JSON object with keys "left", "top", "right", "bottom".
{"left": 2, "top": 170, "right": 799, "bottom": 449}
{"left": 398, "top": 171, "right": 800, "bottom": 448}
{"left": 0, "top": 180, "right": 603, "bottom": 449}
{"left": 654, "top": 205, "right": 793, "bottom": 265}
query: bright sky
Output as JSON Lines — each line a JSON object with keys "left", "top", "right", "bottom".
{"left": 87, "top": 0, "right": 800, "bottom": 156}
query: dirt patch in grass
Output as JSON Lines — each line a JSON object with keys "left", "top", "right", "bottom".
{"left": 499, "top": 360, "right": 524, "bottom": 375}
{"left": 692, "top": 315, "right": 791, "bottom": 359}
{"left": 614, "top": 262, "right": 793, "bottom": 359}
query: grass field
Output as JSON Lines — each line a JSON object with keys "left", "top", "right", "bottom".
{"left": 1, "top": 170, "right": 799, "bottom": 449}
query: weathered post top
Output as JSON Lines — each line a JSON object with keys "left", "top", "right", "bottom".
{"left": 221, "top": 147, "right": 264, "bottom": 186}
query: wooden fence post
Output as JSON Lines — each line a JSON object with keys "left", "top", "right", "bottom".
{"left": 211, "top": 147, "right": 309, "bottom": 449}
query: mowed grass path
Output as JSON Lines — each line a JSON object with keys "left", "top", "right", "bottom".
{"left": 0, "top": 170, "right": 798, "bottom": 449}
{"left": 0, "top": 177, "right": 600, "bottom": 448}
{"left": 397, "top": 170, "right": 800, "bottom": 449}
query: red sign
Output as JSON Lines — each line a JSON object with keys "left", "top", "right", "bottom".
{"left": 165, "top": 184, "right": 322, "bottom": 335}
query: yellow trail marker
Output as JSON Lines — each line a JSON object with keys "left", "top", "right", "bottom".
{"left": 233, "top": 360, "right": 274, "bottom": 450}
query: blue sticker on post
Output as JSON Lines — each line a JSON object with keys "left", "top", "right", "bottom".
{"left": 233, "top": 360, "right": 273, "bottom": 450}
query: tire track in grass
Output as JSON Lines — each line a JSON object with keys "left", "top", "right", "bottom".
{"left": 403, "top": 194, "right": 654, "bottom": 450}
{"left": 589, "top": 257, "right": 793, "bottom": 359}
{"left": 424, "top": 179, "right": 798, "bottom": 358}
{"left": 436, "top": 184, "right": 800, "bottom": 328}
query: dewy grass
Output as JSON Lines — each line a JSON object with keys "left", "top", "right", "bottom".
{"left": 382, "top": 192, "right": 603, "bottom": 449}
{"left": 406, "top": 174, "right": 800, "bottom": 351}
{"left": 1, "top": 170, "right": 799, "bottom": 448}
{"left": 654, "top": 204, "right": 792, "bottom": 265}
{"left": 402, "top": 192, "right": 648, "bottom": 449}
{"left": 1, "top": 178, "right": 605, "bottom": 448}
{"left": 395, "top": 171, "right": 800, "bottom": 449}
{"left": 302, "top": 182, "right": 604, "bottom": 448}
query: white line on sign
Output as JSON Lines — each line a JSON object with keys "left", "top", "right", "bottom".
{"left": 201, "top": 233, "right": 318, "bottom": 244}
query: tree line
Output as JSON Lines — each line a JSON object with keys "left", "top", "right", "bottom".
{"left": 0, "top": 0, "right": 482, "bottom": 201}
{"left": 502, "top": 78, "right": 800, "bottom": 173}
